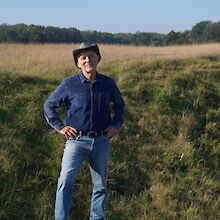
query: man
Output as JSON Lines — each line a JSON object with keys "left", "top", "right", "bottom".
{"left": 43, "top": 42, "right": 125, "bottom": 220}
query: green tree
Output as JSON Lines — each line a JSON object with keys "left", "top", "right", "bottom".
{"left": 14, "top": 23, "right": 29, "bottom": 43}
{"left": 191, "top": 20, "right": 211, "bottom": 42}
{"left": 27, "top": 25, "right": 46, "bottom": 43}
{"left": 164, "top": 30, "right": 179, "bottom": 45}
{"left": 203, "top": 21, "right": 220, "bottom": 42}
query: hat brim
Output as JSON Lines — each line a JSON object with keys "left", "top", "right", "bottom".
{"left": 73, "top": 45, "right": 101, "bottom": 68}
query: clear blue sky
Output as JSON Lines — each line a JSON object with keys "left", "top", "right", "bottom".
{"left": 1, "top": 0, "right": 220, "bottom": 34}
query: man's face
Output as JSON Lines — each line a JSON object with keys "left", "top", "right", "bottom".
{"left": 77, "top": 50, "right": 100, "bottom": 74}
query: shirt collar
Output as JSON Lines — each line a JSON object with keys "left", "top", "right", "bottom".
{"left": 79, "top": 72, "right": 102, "bottom": 83}
{"left": 79, "top": 72, "right": 87, "bottom": 83}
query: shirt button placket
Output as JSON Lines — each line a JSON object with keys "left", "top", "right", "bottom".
{"left": 90, "top": 82, "right": 93, "bottom": 131}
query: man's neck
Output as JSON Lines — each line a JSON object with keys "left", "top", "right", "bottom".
{"left": 82, "top": 70, "right": 97, "bottom": 81}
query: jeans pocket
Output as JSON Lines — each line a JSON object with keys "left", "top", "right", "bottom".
{"left": 66, "top": 135, "right": 80, "bottom": 143}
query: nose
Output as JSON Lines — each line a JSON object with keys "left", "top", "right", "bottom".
{"left": 85, "top": 56, "right": 91, "bottom": 62}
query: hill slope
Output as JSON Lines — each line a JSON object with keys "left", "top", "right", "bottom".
{"left": 0, "top": 57, "right": 219, "bottom": 219}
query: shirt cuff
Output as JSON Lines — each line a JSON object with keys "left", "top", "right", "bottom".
{"left": 52, "top": 122, "right": 65, "bottom": 133}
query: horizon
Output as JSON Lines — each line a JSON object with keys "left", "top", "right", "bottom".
{"left": 0, "top": 19, "right": 218, "bottom": 35}
{"left": 1, "top": 0, "right": 220, "bottom": 34}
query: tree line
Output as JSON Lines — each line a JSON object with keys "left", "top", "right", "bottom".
{"left": 0, "top": 20, "right": 220, "bottom": 46}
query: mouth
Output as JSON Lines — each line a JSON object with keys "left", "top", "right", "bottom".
{"left": 85, "top": 63, "right": 93, "bottom": 67}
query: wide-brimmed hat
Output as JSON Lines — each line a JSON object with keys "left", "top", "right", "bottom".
{"left": 72, "top": 42, "right": 101, "bottom": 68}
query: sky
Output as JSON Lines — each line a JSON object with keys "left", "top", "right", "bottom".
{"left": 1, "top": 0, "right": 220, "bottom": 34}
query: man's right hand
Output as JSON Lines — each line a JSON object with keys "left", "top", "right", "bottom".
{"left": 60, "top": 126, "right": 78, "bottom": 139}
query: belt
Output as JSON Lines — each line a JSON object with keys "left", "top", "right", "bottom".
{"left": 78, "top": 130, "right": 107, "bottom": 138}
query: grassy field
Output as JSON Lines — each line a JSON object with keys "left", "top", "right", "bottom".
{"left": 0, "top": 43, "right": 219, "bottom": 219}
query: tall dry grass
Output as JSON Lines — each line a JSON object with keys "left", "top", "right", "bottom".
{"left": 1, "top": 43, "right": 220, "bottom": 77}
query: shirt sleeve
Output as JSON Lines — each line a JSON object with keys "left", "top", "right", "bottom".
{"left": 110, "top": 80, "right": 125, "bottom": 128}
{"left": 43, "top": 80, "right": 68, "bottom": 132}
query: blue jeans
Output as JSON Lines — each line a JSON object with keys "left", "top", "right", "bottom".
{"left": 55, "top": 135, "right": 111, "bottom": 220}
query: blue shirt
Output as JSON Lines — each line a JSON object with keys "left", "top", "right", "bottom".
{"left": 43, "top": 72, "right": 125, "bottom": 132}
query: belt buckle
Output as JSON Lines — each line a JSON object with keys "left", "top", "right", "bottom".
{"left": 87, "top": 131, "right": 96, "bottom": 138}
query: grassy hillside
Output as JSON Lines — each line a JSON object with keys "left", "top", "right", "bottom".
{"left": 0, "top": 44, "right": 220, "bottom": 219}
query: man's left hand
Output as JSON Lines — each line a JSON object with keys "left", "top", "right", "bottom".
{"left": 105, "top": 126, "right": 119, "bottom": 139}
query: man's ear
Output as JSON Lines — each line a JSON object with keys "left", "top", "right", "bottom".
{"left": 76, "top": 61, "right": 81, "bottom": 68}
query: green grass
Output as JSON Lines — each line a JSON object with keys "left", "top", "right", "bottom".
{"left": 0, "top": 57, "right": 220, "bottom": 219}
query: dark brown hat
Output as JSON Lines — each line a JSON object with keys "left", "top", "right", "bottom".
{"left": 72, "top": 42, "right": 101, "bottom": 68}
